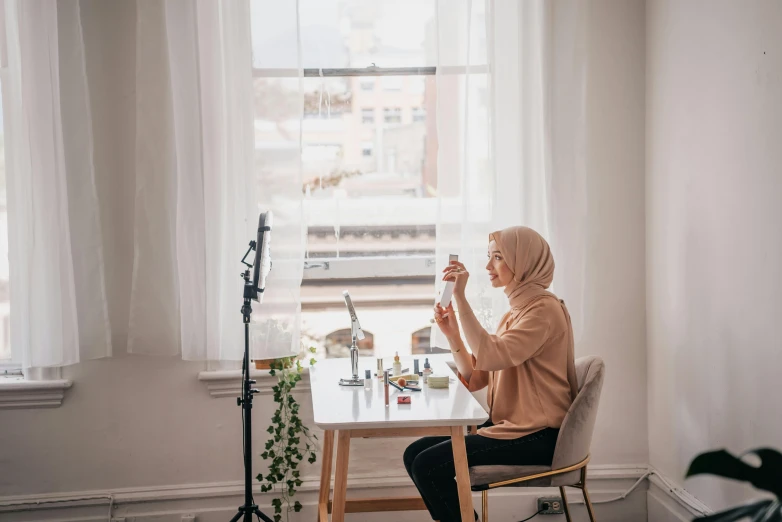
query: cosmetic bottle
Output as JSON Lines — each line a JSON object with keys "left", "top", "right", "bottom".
{"left": 423, "top": 357, "right": 432, "bottom": 384}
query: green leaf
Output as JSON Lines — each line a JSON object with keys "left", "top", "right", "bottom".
{"left": 309, "top": 357, "right": 317, "bottom": 366}
{"left": 267, "top": 425, "right": 274, "bottom": 434}
{"left": 309, "top": 346, "right": 317, "bottom": 354}
{"left": 686, "top": 448, "right": 782, "bottom": 498}
{"left": 256, "top": 473, "right": 264, "bottom": 481}
{"left": 294, "top": 501, "right": 303, "bottom": 512}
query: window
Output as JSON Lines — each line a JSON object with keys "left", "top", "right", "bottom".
{"left": 412, "top": 327, "right": 448, "bottom": 355}
{"left": 324, "top": 329, "right": 374, "bottom": 358}
{"left": 252, "top": 0, "right": 449, "bottom": 359}
{"left": 361, "top": 141, "right": 374, "bottom": 157}
{"left": 383, "top": 108, "right": 402, "bottom": 124}
{"left": 361, "top": 108, "right": 375, "bottom": 124}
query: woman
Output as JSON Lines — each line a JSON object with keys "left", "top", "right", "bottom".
{"left": 403, "top": 226, "right": 578, "bottom": 522}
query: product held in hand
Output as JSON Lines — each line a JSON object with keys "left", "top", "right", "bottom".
{"left": 427, "top": 375, "right": 450, "bottom": 389}
{"left": 438, "top": 254, "right": 459, "bottom": 308}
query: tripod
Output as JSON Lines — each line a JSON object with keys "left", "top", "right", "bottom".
{"left": 230, "top": 258, "right": 274, "bottom": 522}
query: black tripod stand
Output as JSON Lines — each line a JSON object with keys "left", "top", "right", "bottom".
{"left": 230, "top": 242, "right": 274, "bottom": 522}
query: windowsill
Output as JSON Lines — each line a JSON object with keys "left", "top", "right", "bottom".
{"left": 198, "top": 367, "right": 311, "bottom": 399}
{"left": 0, "top": 375, "right": 73, "bottom": 409}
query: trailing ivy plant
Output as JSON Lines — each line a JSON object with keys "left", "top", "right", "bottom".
{"left": 257, "top": 348, "right": 318, "bottom": 522}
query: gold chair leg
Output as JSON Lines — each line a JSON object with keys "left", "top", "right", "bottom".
{"left": 482, "top": 490, "right": 488, "bottom": 522}
{"left": 559, "top": 486, "right": 573, "bottom": 522}
{"left": 582, "top": 486, "right": 597, "bottom": 522}
{"left": 579, "top": 466, "right": 597, "bottom": 522}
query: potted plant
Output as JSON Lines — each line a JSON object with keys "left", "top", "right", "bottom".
{"left": 257, "top": 347, "right": 318, "bottom": 522}
{"left": 686, "top": 447, "right": 782, "bottom": 520}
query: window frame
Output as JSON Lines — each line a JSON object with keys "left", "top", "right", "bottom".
{"left": 360, "top": 108, "right": 375, "bottom": 124}
{"left": 253, "top": 66, "right": 444, "bottom": 282}
{"left": 0, "top": 361, "right": 23, "bottom": 377}
{"left": 382, "top": 107, "right": 402, "bottom": 124}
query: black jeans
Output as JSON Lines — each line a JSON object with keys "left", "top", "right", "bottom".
{"left": 403, "top": 423, "right": 559, "bottom": 522}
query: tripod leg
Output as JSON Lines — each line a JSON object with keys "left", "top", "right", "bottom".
{"left": 254, "top": 507, "right": 274, "bottom": 522}
{"left": 229, "top": 509, "right": 244, "bottom": 522}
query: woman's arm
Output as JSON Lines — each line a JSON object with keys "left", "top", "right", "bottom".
{"left": 447, "top": 336, "right": 473, "bottom": 381}
{"left": 434, "top": 302, "right": 489, "bottom": 391}
{"left": 456, "top": 295, "right": 553, "bottom": 371}
{"left": 453, "top": 294, "right": 486, "bottom": 359}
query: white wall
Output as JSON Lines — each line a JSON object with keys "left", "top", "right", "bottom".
{"left": 579, "top": 0, "right": 648, "bottom": 466}
{"left": 0, "top": 0, "right": 648, "bottom": 518}
{"left": 646, "top": 0, "right": 782, "bottom": 511}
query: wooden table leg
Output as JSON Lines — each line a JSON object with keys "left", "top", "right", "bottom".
{"left": 331, "top": 430, "right": 352, "bottom": 522}
{"left": 317, "top": 430, "right": 334, "bottom": 522}
{"left": 451, "top": 426, "right": 475, "bottom": 522}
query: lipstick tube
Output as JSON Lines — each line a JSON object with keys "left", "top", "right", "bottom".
{"left": 384, "top": 370, "right": 390, "bottom": 407}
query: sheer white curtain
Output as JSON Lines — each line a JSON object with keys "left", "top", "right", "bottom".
{"left": 3, "top": 0, "right": 111, "bottom": 368}
{"left": 130, "top": 0, "right": 304, "bottom": 361}
{"left": 432, "top": 0, "right": 587, "bottom": 348}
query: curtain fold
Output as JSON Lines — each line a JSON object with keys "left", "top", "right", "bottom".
{"left": 432, "top": 0, "right": 587, "bottom": 348}
{"left": 129, "top": 0, "right": 304, "bottom": 361}
{"left": 3, "top": 0, "right": 111, "bottom": 368}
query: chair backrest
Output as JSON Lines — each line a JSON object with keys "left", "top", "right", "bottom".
{"left": 550, "top": 356, "right": 605, "bottom": 472}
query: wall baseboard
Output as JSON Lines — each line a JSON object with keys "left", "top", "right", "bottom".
{"left": 0, "top": 465, "right": 651, "bottom": 522}
{"left": 647, "top": 470, "right": 712, "bottom": 522}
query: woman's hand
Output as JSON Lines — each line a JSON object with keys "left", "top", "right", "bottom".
{"left": 434, "top": 302, "right": 460, "bottom": 340}
{"left": 443, "top": 260, "right": 469, "bottom": 299}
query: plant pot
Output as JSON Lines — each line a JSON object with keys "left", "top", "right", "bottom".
{"left": 253, "top": 357, "right": 294, "bottom": 370}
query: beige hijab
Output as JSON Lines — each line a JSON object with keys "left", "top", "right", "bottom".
{"left": 489, "top": 226, "right": 579, "bottom": 400}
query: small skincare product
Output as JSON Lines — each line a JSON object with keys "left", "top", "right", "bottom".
{"left": 423, "top": 358, "right": 432, "bottom": 383}
{"left": 413, "top": 359, "right": 420, "bottom": 375}
{"left": 364, "top": 369, "right": 372, "bottom": 389}
{"left": 393, "top": 352, "right": 402, "bottom": 376}
{"left": 427, "top": 375, "right": 450, "bottom": 389}
{"left": 376, "top": 358, "right": 384, "bottom": 379}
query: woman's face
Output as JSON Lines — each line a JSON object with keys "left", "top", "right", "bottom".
{"left": 485, "top": 239, "right": 515, "bottom": 288}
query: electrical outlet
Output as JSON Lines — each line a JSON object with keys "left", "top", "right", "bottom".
{"left": 537, "top": 496, "right": 565, "bottom": 514}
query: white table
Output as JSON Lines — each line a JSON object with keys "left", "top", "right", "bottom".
{"left": 310, "top": 354, "right": 489, "bottom": 522}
